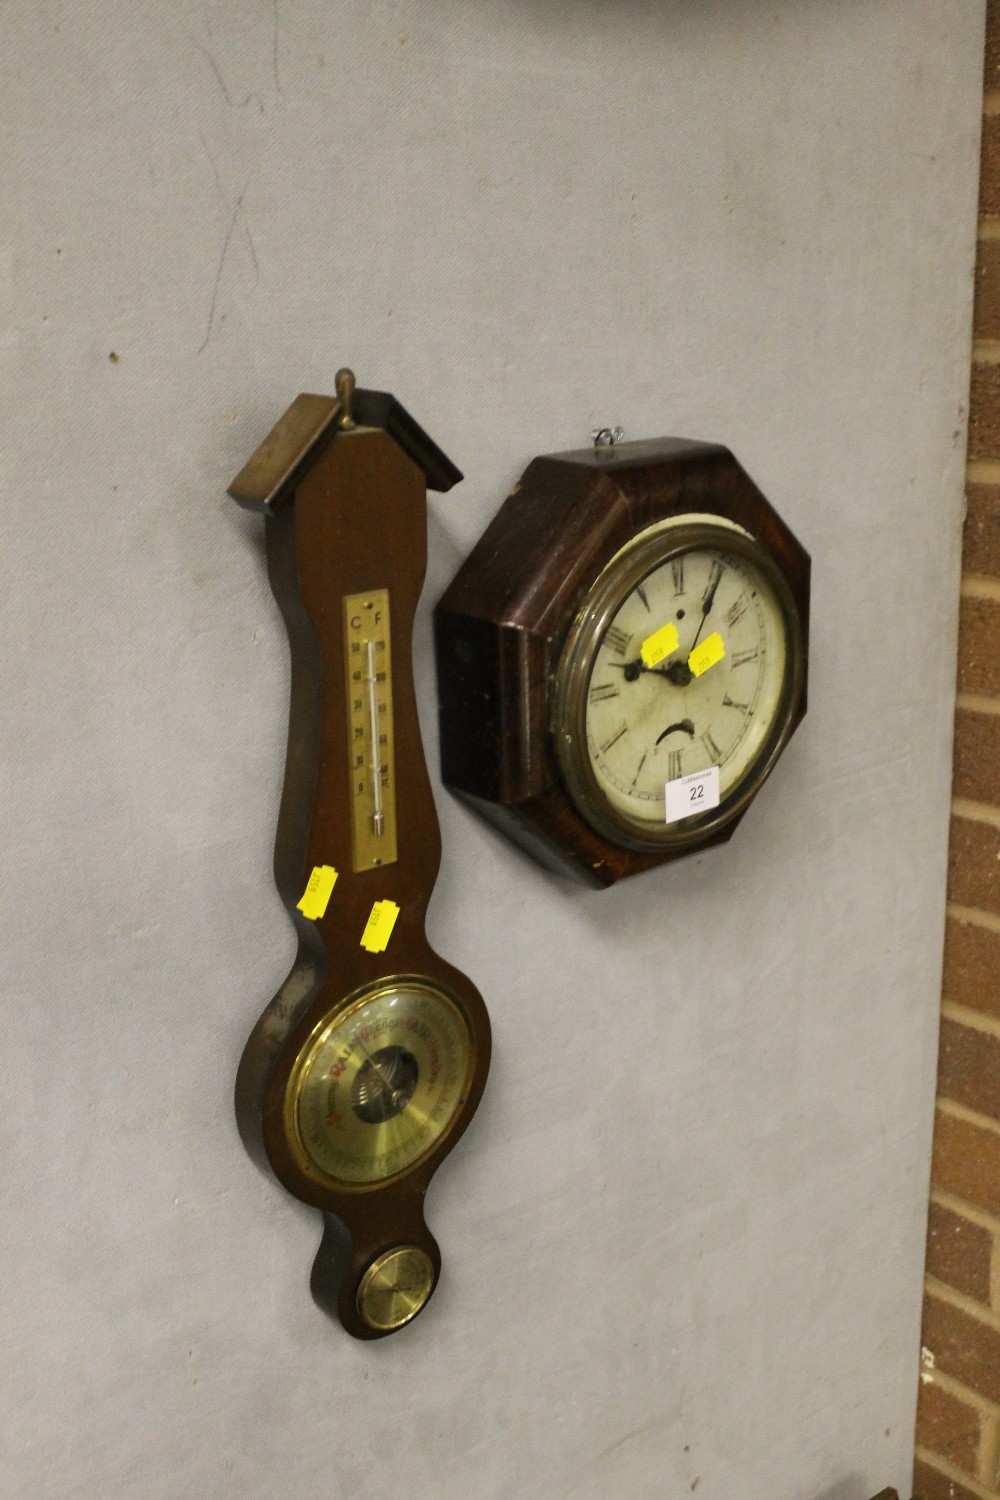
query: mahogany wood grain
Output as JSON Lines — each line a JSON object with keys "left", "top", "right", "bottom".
{"left": 234, "top": 417, "right": 490, "bottom": 1340}
{"left": 435, "top": 438, "right": 810, "bottom": 887}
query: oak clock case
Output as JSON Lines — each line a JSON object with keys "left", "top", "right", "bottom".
{"left": 228, "top": 374, "right": 491, "bottom": 1340}
{"left": 435, "top": 438, "right": 810, "bottom": 887}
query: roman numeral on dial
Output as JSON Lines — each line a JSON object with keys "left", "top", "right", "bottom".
{"left": 731, "top": 648, "right": 759, "bottom": 668}
{"left": 589, "top": 683, "right": 619, "bottom": 703}
{"left": 667, "top": 748, "right": 683, "bottom": 781}
{"left": 604, "top": 625, "right": 631, "bottom": 658}
{"left": 723, "top": 694, "right": 749, "bottom": 715}
{"left": 703, "top": 561, "right": 723, "bottom": 603}
{"left": 600, "top": 722, "right": 629, "bottom": 754}
{"left": 671, "top": 558, "right": 685, "bottom": 595}
{"left": 700, "top": 730, "right": 722, "bottom": 762}
{"left": 726, "top": 594, "right": 749, "bottom": 628}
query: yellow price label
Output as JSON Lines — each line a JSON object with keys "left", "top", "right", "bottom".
{"left": 639, "top": 622, "right": 679, "bottom": 669}
{"left": 688, "top": 632, "right": 725, "bottom": 677}
{"left": 296, "top": 865, "right": 338, "bottom": 920}
{"left": 360, "top": 899, "right": 400, "bottom": 954}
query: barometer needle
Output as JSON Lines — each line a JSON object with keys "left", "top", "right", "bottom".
{"left": 352, "top": 1030, "right": 412, "bottom": 1114}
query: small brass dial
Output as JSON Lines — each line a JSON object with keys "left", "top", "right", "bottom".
{"left": 357, "top": 1246, "right": 435, "bottom": 1331}
{"left": 285, "top": 978, "right": 475, "bottom": 1189}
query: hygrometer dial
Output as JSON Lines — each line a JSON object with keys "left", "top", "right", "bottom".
{"left": 356, "top": 1246, "right": 436, "bottom": 1332}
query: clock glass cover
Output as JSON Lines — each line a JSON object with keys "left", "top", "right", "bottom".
{"left": 553, "top": 517, "right": 803, "bottom": 849}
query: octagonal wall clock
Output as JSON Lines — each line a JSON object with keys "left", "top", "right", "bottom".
{"left": 434, "top": 436, "right": 810, "bottom": 887}
{"left": 229, "top": 373, "right": 491, "bottom": 1340}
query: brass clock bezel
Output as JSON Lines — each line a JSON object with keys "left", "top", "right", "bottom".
{"left": 282, "top": 974, "right": 477, "bottom": 1196}
{"left": 551, "top": 520, "right": 805, "bottom": 854}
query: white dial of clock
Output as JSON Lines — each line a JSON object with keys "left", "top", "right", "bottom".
{"left": 585, "top": 543, "right": 789, "bottom": 828}
{"left": 553, "top": 518, "right": 802, "bottom": 848}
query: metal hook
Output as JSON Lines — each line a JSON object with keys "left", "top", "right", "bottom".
{"left": 590, "top": 426, "right": 624, "bottom": 448}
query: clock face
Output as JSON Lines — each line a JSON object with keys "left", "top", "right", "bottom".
{"left": 285, "top": 979, "right": 475, "bottom": 1189}
{"left": 553, "top": 519, "right": 803, "bottom": 849}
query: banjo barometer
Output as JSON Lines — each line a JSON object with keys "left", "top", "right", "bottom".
{"left": 229, "top": 371, "right": 491, "bottom": 1339}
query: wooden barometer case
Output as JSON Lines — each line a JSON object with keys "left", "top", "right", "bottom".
{"left": 435, "top": 437, "right": 810, "bottom": 887}
{"left": 230, "top": 372, "right": 491, "bottom": 1340}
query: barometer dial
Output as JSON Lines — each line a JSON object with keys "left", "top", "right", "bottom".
{"left": 287, "top": 979, "right": 474, "bottom": 1188}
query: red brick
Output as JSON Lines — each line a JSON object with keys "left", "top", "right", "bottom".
{"left": 988, "top": 0, "right": 1000, "bottom": 94}
{"left": 981, "top": 115, "right": 1000, "bottom": 218}
{"left": 926, "top": 1201, "right": 993, "bottom": 1303}
{"left": 913, "top": 1455, "right": 983, "bottom": 1500}
{"left": 938, "top": 1016, "right": 1000, "bottom": 1120}
{"left": 943, "top": 916, "right": 1000, "bottom": 1021}
{"left": 957, "top": 598, "right": 1000, "bottom": 698}
{"left": 969, "top": 362, "right": 1000, "bottom": 461}
{"left": 954, "top": 709, "right": 1000, "bottom": 806}
{"left": 916, "top": 1379, "right": 983, "bottom": 1473}
{"left": 950, "top": 815, "right": 1000, "bottom": 916}
{"left": 948, "top": 815, "right": 1000, "bottom": 916}
{"left": 921, "top": 1295, "right": 1000, "bottom": 1404}
{"left": 964, "top": 485, "right": 1000, "bottom": 579}
{"left": 932, "top": 1108, "right": 1000, "bottom": 1220}
{"left": 974, "top": 241, "right": 1000, "bottom": 342}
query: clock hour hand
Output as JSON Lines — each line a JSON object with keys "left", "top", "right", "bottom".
{"left": 616, "top": 658, "right": 695, "bottom": 687}
{"left": 610, "top": 656, "right": 689, "bottom": 684}
{"left": 608, "top": 657, "right": 646, "bottom": 682}
{"left": 657, "top": 658, "right": 693, "bottom": 686}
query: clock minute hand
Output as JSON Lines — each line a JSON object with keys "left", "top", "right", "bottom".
{"left": 689, "top": 567, "right": 723, "bottom": 654}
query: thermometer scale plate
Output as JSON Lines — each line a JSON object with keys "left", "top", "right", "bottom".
{"left": 344, "top": 589, "right": 397, "bottom": 871}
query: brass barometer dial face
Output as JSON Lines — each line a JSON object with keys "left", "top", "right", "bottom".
{"left": 286, "top": 979, "right": 475, "bottom": 1188}
{"left": 554, "top": 519, "right": 803, "bottom": 850}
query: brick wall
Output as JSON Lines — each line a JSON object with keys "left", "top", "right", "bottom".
{"left": 914, "top": 8, "right": 1000, "bottom": 1499}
